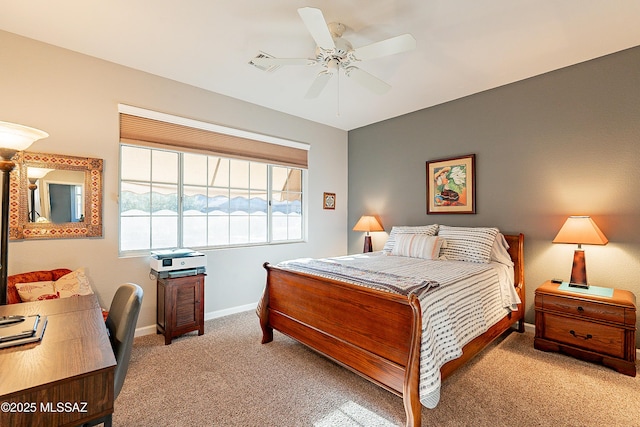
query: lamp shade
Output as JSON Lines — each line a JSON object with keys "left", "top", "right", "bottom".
{"left": 0, "top": 121, "right": 49, "bottom": 156}
{"left": 352, "top": 215, "right": 384, "bottom": 233}
{"left": 27, "top": 167, "right": 54, "bottom": 180}
{"left": 552, "top": 216, "right": 608, "bottom": 246}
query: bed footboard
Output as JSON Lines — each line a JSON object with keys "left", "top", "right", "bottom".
{"left": 258, "top": 233, "right": 524, "bottom": 427}
{"left": 258, "top": 262, "right": 423, "bottom": 425}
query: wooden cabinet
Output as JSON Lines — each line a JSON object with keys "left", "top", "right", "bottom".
{"left": 156, "top": 273, "right": 205, "bottom": 345}
{"left": 534, "top": 280, "right": 636, "bottom": 376}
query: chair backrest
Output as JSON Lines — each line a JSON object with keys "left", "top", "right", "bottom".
{"left": 105, "top": 283, "right": 143, "bottom": 400}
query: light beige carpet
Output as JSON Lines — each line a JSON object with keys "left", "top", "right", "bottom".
{"left": 114, "top": 311, "right": 639, "bottom": 426}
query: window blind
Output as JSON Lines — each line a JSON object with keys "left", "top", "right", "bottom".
{"left": 119, "top": 112, "right": 308, "bottom": 168}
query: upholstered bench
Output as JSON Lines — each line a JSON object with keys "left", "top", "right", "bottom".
{"left": 8, "top": 268, "right": 72, "bottom": 304}
{"left": 8, "top": 268, "right": 108, "bottom": 321}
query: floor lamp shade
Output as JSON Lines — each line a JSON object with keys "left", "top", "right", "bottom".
{"left": 552, "top": 216, "right": 608, "bottom": 289}
{"left": 0, "top": 121, "right": 48, "bottom": 305}
{"left": 353, "top": 215, "right": 384, "bottom": 253}
{"left": 0, "top": 121, "right": 49, "bottom": 158}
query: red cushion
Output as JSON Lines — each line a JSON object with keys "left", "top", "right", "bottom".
{"left": 7, "top": 269, "right": 73, "bottom": 304}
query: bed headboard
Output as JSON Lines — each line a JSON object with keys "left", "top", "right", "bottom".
{"left": 504, "top": 233, "right": 524, "bottom": 290}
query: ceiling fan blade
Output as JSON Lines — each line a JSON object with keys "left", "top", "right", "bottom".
{"left": 344, "top": 67, "right": 391, "bottom": 95}
{"left": 352, "top": 34, "right": 416, "bottom": 61}
{"left": 251, "top": 57, "right": 316, "bottom": 67}
{"left": 304, "top": 71, "right": 333, "bottom": 99}
{"left": 298, "top": 7, "right": 335, "bottom": 50}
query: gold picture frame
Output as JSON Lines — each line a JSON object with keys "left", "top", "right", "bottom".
{"left": 323, "top": 192, "right": 336, "bottom": 210}
{"left": 426, "top": 154, "right": 475, "bottom": 214}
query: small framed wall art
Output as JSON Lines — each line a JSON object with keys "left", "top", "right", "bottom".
{"left": 426, "top": 154, "right": 476, "bottom": 214}
{"left": 323, "top": 192, "right": 336, "bottom": 210}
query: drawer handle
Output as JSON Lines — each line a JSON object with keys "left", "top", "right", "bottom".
{"left": 577, "top": 306, "right": 585, "bottom": 312}
{"left": 569, "top": 330, "right": 592, "bottom": 340}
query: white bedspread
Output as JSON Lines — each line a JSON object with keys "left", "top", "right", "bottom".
{"left": 278, "top": 252, "right": 520, "bottom": 408}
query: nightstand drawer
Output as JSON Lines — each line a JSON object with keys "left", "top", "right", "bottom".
{"left": 542, "top": 295, "right": 626, "bottom": 324}
{"left": 543, "top": 313, "right": 625, "bottom": 359}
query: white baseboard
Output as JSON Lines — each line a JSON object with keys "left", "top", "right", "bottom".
{"left": 204, "top": 302, "right": 258, "bottom": 322}
{"left": 523, "top": 321, "right": 535, "bottom": 334}
{"left": 135, "top": 325, "right": 158, "bottom": 337}
{"left": 134, "top": 302, "right": 258, "bottom": 337}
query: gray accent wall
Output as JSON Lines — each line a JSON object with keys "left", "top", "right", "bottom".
{"left": 348, "top": 46, "right": 640, "bottom": 343}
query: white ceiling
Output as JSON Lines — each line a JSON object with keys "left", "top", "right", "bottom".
{"left": 2, "top": 1, "right": 640, "bottom": 131}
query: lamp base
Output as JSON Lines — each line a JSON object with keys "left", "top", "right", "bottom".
{"left": 363, "top": 235, "right": 373, "bottom": 253}
{"left": 567, "top": 249, "right": 588, "bottom": 289}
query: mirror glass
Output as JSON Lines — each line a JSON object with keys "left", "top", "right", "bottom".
{"left": 28, "top": 169, "right": 85, "bottom": 223}
{"left": 10, "top": 152, "right": 103, "bottom": 239}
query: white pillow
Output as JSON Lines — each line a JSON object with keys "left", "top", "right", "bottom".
{"left": 382, "top": 225, "right": 439, "bottom": 254}
{"left": 15, "top": 280, "right": 59, "bottom": 302}
{"left": 437, "top": 225, "right": 499, "bottom": 263}
{"left": 54, "top": 268, "right": 94, "bottom": 298}
{"left": 490, "top": 232, "right": 514, "bottom": 266}
{"left": 392, "top": 234, "right": 445, "bottom": 260}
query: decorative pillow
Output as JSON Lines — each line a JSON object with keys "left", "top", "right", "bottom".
{"left": 490, "top": 232, "right": 514, "bottom": 266}
{"left": 437, "top": 225, "right": 499, "bottom": 263}
{"left": 15, "top": 281, "right": 59, "bottom": 302}
{"left": 382, "top": 225, "right": 439, "bottom": 254}
{"left": 391, "top": 234, "right": 445, "bottom": 260}
{"left": 54, "top": 268, "right": 94, "bottom": 298}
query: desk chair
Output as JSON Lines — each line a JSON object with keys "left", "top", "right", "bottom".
{"left": 107, "top": 283, "right": 143, "bottom": 400}
{"left": 83, "top": 283, "right": 143, "bottom": 427}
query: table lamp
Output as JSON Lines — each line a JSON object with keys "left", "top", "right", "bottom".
{"left": 552, "top": 216, "right": 608, "bottom": 289}
{"left": 0, "top": 121, "right": 48, "bottom": 305}
{"left": 352, "top": 215, "right": 384, "bottom": 253}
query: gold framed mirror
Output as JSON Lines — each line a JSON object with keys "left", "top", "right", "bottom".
{"left": 9, "top": 151, "right": 103, "bottom": 239}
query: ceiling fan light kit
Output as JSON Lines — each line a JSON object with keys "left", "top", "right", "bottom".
{"left": 251, "top": 7, "right": 416, "bottom": 98}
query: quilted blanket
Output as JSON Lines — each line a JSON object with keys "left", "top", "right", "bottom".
{"left": 278, "top": 252, "right": 520, "bottom": 408}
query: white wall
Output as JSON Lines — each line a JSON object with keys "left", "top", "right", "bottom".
{"left": 0, "top": 30, "right": 348, "bottom": 331}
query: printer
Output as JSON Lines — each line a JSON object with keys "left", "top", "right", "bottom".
{"left": 150, "top": 248, "right": 206, "bottom": 279}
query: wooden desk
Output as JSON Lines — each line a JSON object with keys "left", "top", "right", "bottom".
{"left": 0, "top": 295, "right": 116, "bottom": 427}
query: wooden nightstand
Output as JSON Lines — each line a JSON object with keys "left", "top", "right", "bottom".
{"left": 534, "top": 280, "right": 636, "bottom": 376}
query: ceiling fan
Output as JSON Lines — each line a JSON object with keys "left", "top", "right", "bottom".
{"left": 251, "top": 7, "right": 416, "bottom": 99}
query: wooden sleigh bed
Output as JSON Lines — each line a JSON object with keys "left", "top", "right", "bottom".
{"left": 258, "top": 233, "right": 524, "bottom": 427}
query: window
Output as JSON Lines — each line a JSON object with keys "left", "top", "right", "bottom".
{"left": 119, "top": 145, "right": 304, "bottom": 254}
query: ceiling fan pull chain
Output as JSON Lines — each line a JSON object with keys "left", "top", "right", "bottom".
{"left": 336, "top": 70, "right": 340, "bottom": 117}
